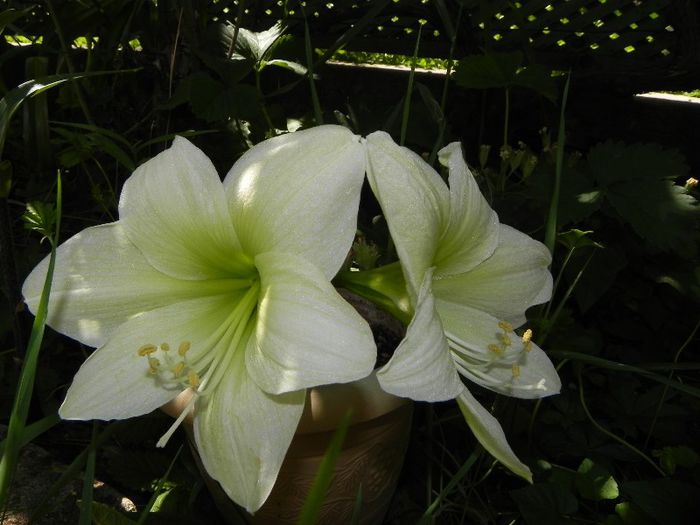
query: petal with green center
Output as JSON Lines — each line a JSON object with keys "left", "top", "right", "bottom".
{"left": 246, "top": 251, "right": 376, "bottom": 395}
{"left": 434, "top": 143, "right": 500, "bottom": 277}
{"left": 365, "top": 131, "right": 449, "bottom": 297}
{"left": 59, "top": 295, "right": 235, "bottom": 420}
{"left": 436, "top": 300, "right": 561, "bottom": 399}
{"left": 433, "top": 224, "right": 553, "bottom": 327}
{"left": 194, "top": 351, "right": 305, "bottom": 513}
{"left": 457, "top": 389, "right": 532, "bottom": 482}
{"left": 377, "top": 269, "right": 464, "bottom": 402}
{"left": 224, "top": 125, "right": 365, "bottom": 279}
{"left": 22, "top": 223, "right": 215, "bottom": 348}
{"left": 119, "top": 136, "right": 247, "bottom": 280}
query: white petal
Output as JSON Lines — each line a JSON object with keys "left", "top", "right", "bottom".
{"left": 118, "top": 136, "right": 247, "bottom": 280}
{"left": 376, "top": 269, "right": 464, "bottom": 402}
{"left": 457, "top": 389, "right": 532, "bottom": 481}
{"left": 365, "top": 131, "right": 449, "bottom": 297}
{"left": 436, "top": 300, "right": 561, "bottom": 399}
{"left": 59, "top": 295, "right": 234, "bottom": 420}
{"left": 22, "top": 223, "right": 207, "bottom": 348}
{"left": 246, "top": 251, "right": 376, "bottom": 395}
{"left": 433, "top": 224, "right": 553, "bottom": 326}
{"left": 224, "top": 125, "right": 365, "bottom": 279}
{"left": 194, "top": 352, "right": 305, "bottom": 513}
{"left": 434, "top": 142, "right": 500, "bottom": 277}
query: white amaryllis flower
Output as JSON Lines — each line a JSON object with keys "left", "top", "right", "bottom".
{"left": 364, "top": 131, "right": 560, "bottom": 480}
{"left": 23, "top": 126, "right": 376, "bottom": 512}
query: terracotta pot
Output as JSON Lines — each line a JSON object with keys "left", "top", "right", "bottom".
{"left": 162, "top": 372, "right": 412, "bottom": 524}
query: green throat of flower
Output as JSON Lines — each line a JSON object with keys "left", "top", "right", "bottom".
{"left": 138, "top": 280, "right": 261, "bottom": 447}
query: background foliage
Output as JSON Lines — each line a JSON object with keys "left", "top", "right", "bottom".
{"left": 1, "top": 0, "right": 698, "bottom": 523}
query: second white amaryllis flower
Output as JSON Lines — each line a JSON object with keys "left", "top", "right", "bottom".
{"left": 22, "top": 126, "right": 376, "bottom": 512}
{"left": 365, "top": 131, "right": 560, "bottom": 480}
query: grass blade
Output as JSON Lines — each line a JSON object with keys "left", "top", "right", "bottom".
{"left": 544, "top": 71, "right": 571, "bottom": 255}
{"left": 297, "top": 410, "right": 353, "bottom": 525}
{"left": 0, "top": 173, "right": 62, "bottom": 507}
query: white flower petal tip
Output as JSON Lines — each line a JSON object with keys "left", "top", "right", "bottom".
{"left": 458, "top": 389, "right": 532, "bottom": 482}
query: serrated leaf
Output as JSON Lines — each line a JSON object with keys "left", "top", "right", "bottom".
{"left": 575, "top": 458, "right": 619, "bottom": 501}
{"left": 589, "top": 141, "right": 689, "bottom": 185}
{"left": 454, "top": 51, "right": 557, "bottom": 101}
{"left": 604, "top": 178, "right": 698, "bottom": 254}
{"left": 454, "top": 52, "right": 523, "bottom": 89}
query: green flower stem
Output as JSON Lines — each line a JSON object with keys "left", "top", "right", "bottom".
{"left": 400, "top": 23, "right": 423, "bottom": 146}
{"left": 644, "top": 318, "right": 700, "bottom": 448}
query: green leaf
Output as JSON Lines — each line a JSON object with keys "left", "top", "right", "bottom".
{"left": 266, "top": 59, "right": 307, "bottom": 76}
{"left": 589, "top": 141, "right": 688, "bottom": 185}
{"left": 0, "top": 70, "right": 137, "bottom": 156}
{"left": 184, "top": 73, "right": 260, "bottom": 122}
{"left": 225, "top": 22, "right": 287, "bottom": 63}
{"left": 586, "top": 141, "right": 699, "bottom": 253}
{"left": 510, "top": 483, "right": 578, "bottom": 525}
{"left": 575, "top": 458, "right": 619, "bottom": 501}
{"left": 454, "top": 52, "right": 523, "bottom": 89}
{"left": 297, "top": 410, "right": 353, "bottom": 525}
{"left": 604, "top": 178, "right": 698, "bottom": 254}
{"left": 0, "top": 7, "right": 33, "bottom": 36}
{"left": 622, "top": 479, "right": 699, "bottom": 525}
{"left": 612, "top": 502, "right": 656, "bottom": 525}
{"left": 453, "top": 51, "right": 557, "bottom": 101}
{"left": 91, "top": 502, "right": 137, "bottom": 525}
{"left": 557, "top": 230, "right": 603, "bottom": 250}
{"left": 652, "top": 446, "right": 700, "bottom": 475}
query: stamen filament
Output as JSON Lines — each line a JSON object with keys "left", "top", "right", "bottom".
{"left": 157, "top": 392, "right": 197, "bottom": 448}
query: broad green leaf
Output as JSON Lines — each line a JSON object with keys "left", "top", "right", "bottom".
{"left": 510, "top": 483, "right": 578, "bottom": 525}
{"left": 589, "top": 141, "right": 689, "bottom": 185}
{"left": 622, "top": 479, "right": 698, "bottom": 525}
{"left": 266, "top": 58, "right": 307, "bottom": 76}
{"left": 454, "top": 51, "right": 557, "bottom": 101}
{"left": 575, "top": 458, "right": 619, "bottom": 501}
{"left": 611, "top": 502, "right": 656, "bottom": 525}
{"left": 652, "top": 445, "right": 700, "bottom": 475}
{"left": 557, "top": 230, "right": 603, "bottom": 250}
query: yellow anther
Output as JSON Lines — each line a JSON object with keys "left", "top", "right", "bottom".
{"left": 178, "top": 341, "right": 191, "bottom": 356}
{"left": 148, "top": 357, "right": 160, "bottom": 369}
{"left": 524, "top": 341, "right": 533, "bottom": 353}
{"left": 188, "top": 372, "right": 200, "bottom": 388}
{"left": 498, "top": 320, "right": 514, "bottom": 333}
{"left": 498, "top": 333, "right": 512, "bottom": 346}
{"left": 160, "top": 343, "right": 170, "bottom": 352}
{"left": 137, "top": 344, "right": 157, "bottom": 356}
{"left": 522, "top": 329, "right": 533, "bottom": 344}
{"left": 173, "top": 362, "right": 186, "bottom": 377}
{"left": 512, "top": 364, "right": 521, "bottom": 378}
{"left": 488, "top": 344, "right": 503, "bottom": 355}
